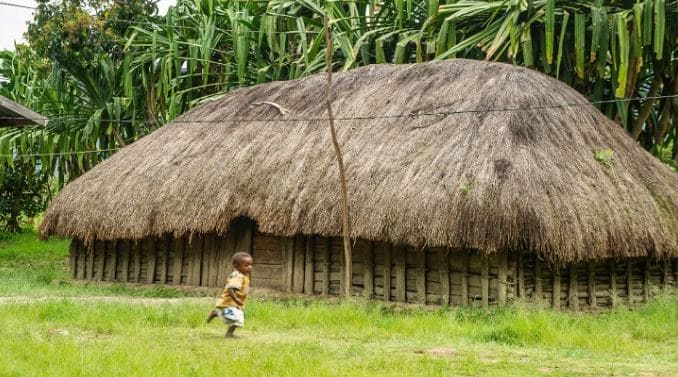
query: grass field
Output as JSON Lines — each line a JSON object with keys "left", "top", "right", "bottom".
{"left": 1, "top": 231, "right": 677, "bottom": 376}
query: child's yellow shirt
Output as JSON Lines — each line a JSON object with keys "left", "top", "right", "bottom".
{"left": 216, "top": 271, "right": 250, "bottom": 309}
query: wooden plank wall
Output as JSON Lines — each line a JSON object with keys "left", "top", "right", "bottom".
{"left": 70, "top": 220, "right": 678, "bottom": 309}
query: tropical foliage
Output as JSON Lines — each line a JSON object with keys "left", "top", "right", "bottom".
{"left": 0, "top": 157, "right": 50, "bottom": 232}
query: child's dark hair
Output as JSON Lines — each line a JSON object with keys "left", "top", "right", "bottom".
{"left": 232, "top": 252, "right": 252, "bottom": 266}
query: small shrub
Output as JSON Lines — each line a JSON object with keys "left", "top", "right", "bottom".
{"left": 479, "top": 325, "right": 524, "bottom": 345}
{"left": 594, "top": 148, "right": 615, "bottom": 166}
{"left": 0, "top": 229, "right": 13, "bottom": 241}
{"left": 0, "top": 159, "right": 50, "bottom": 232}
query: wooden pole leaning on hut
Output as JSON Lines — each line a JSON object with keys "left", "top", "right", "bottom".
{"left": 324, "top": 15, "right": 352, "bottom": 297}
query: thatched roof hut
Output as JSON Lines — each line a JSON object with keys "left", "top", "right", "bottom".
{"left": 41, "top": 60, "right": 678, "bottom": 310}
{"left": 40, "top": 60, "right": 678, "bottom": 308}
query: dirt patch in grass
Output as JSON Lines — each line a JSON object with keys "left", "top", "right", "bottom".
{"left": 0, "top": 295, "right": 214, "bottom": 305}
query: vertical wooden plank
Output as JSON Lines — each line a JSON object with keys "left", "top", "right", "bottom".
{"left": 187, "top": 236, "right": 196, "bottom": 286}
{"left": 214, "top": 233, "right": 224, "bottom": 286}
{"left": 383, "top": 244, "right": 392, "bottom": 302}
{"left": 217, "top": 233, "right": 225, "bottom": 286}
{"left": 363, "top": 242, "right": 375, "bottom": 298}
{"left": 534, "top": 257, "right": 543, "bottom": 301}
{"left": 201, "top": 234, "right": 211, "bottom": 287}
{"left": 497, "top": 251, "right": 507, "bottom": 305}
{"left": 200, "top": 233, "right": 213, "bottom": 287}
{"left": 339, "top": 238, "right": 347, "bottom": 295}
{"left": 210, "top": 234, "right": 221, "bottom": 287}
{"left": 395, "top": 246, "right": 406, "bottom": 303}
{"left": 120, "top": 240, "right": 129, "bottom": 283}
{"left": 110, "top": 240, "right": 118, "bottom": 281}
{"left": 660, "top": 260, "right": 669, "bottom": 290}
{"left": 304, "top": 236, "right": 315, "bottom": 294}
{"left": 200, "top": 233, "right": 212, "bottom": 287}
{"left": 189, "top": 235, "right": 204, "bottom": 286}
{"left": 416, "top": 250, "right": 426, "bottom": 305}
{"left": 481, "top": 254, "right": 489, "bottom": 308}
{"left": 78, "top": 241, "right": 86, "bottom": 280}
{"left": 95, "top": 240, "right": 105, "bottom": 281}
{"left": 199, "top": 236, "right": 208, "bottom": 286}
{"left": 207, "top": 234, "right": 220, "bottom": 287}
{"left": 643, "top": 258, "right": 651, "bottom": 302}
{"left": 439, "top": 248, "right": 450, "bottom": 306}
{"left": 552, "top": 267, "right": 561, "bottom": 310}
{"left": 132, "top": 241, "right": 141, "bottom": 283}
{"left": 517, "top": 252, "right": 526, "bottom": 298}
{"left": 69, "top": 242, "right": 77, "bottom": 279}
{"left": 460, "top": 251, "right": 469, "bottom": 306}
{"left": 86, "top": 243, "right": 95, "bottom": 279}
{"left": 283, "top": 238, "right": 295, "bottom": 292}
{"left": 197, "top": 235, "right": 206, "bottom": 287}
{"left": 146, "top": 238, "right": 157, "bottom": 284}
{"left": 322, "top": 238, "right": 331, "bottom": 295}
{"left": 626, "top": 261, "right": 634, "bottom": 304}
{"left": 609, "top": 261, "right": 617, "bottom": 308}
{"left": 588, "top": 262, "right": 596, "bottom": 310}
{"left": 172, "top": 236, "right": 185, "bottom": 285}
{"left": 568, "top": 265, "right": 579, "bottom": 311}
{"left": 103, "top": 240, "right": 112, "bottom": 281}
{"left": 160, "top": 236, "right": 170, "bottom": 284}
{"left": 293, "top": 235, "right": 305, "bottom": 293}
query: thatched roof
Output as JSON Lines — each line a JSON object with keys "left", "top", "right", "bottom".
{"left": 40, "top": 59, "right": 678, "bottom": 263}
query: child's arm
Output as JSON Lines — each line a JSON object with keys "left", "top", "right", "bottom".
{"left": 227, "top": 288, "right": 243, "bottom": 307}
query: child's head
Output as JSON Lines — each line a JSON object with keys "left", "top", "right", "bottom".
{"left": 232, "top": 252, "right": 253, "bottom": 274}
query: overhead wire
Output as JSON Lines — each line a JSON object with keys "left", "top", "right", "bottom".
{"left": 1, "top": 94, "right": 676, "bottom": 160}
{"left": 0, "top": 1, "right": 34, "bottom": 10}
{"left": 1, "top": 94, "right": 677, "bottom": 124}
{"left": 0, "top": 148, "right": 120, "bottom": 159}
{"left": 1, "top": 93, "right": 676, "bottom": 158}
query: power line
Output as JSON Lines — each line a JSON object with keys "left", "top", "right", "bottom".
{"left": 1, "top": 94, "right": 676, "bottom": 159}
{"left": 2, "top": 94, "right": 676, "bottom": 124}
{"left": 0, "top": 148, "right": 120, "bottom": 159}
{"left": 0, "top": 1, "right": 34, "bottom": 10}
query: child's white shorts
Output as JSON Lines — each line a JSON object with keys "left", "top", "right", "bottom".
{"left": 218, "top": 307, "right": 244, "bottom": 327}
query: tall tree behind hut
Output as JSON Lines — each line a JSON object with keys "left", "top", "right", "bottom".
{"left": 0, "top": 0, "right": 160, "bottom": 187}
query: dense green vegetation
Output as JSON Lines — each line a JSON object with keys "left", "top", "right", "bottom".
{"left": 0, "top": 0, "right": 676, "bottom": 230}
{"left": 1, "top": 230, "right": 677, "bottom": 376}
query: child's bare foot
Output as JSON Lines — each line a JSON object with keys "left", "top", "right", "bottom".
{"left": 206, "top": 309, "right": 218, "bottom": 323}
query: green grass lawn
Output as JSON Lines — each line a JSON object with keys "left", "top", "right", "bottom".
{"left": 1, "top": 231, "right": 677, "bottom": 376}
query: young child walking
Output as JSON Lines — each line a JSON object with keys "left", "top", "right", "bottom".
{"left": 206, "top": 252, "right": 253, "bottom": 338}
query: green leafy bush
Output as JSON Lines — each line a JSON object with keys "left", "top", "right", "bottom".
{"left": 0, "top": 158, "right": 50, "bottom": 232}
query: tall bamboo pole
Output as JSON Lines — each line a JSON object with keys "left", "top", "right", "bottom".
{"left": 324, "top": 15, "right": 352, "bottom": 297}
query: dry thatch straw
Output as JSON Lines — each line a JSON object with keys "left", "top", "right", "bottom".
{"left": 40, "top": 59, "right": 678, "bottom": 264}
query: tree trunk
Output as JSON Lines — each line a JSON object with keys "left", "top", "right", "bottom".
{"left": 324, "top": 16, "right": 352, "bottom": 297}
{"left": 630, "top": 78, "right": 662, "bottom": 140}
